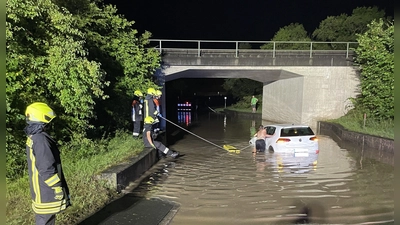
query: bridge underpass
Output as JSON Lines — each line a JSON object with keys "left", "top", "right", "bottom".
{"left": 152, "top": 40, "right": 360, "bottom": 129}
{"left": 158, "top": 66, "right": 359, "bottom": 130}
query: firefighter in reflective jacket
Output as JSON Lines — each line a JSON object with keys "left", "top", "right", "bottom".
{"left": 143, "top": 87, "right": 160, "bottom": 124}
{"left": 132, "top": 90, "right": 144, "bottom": 137}
{"left": 24, "top": 102, "right": 71, "bottom": 225}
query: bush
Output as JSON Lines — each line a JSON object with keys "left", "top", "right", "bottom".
{"left": 231, "top": 95, "right": 262, "bottom": 110}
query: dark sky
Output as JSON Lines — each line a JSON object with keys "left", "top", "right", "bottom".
{"left": 103, "top": 0, "right": 393, "bottom": 41}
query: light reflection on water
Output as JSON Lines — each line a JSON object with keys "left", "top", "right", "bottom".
{"left": 130, "top": 113, "right": 394, "bottom": 225}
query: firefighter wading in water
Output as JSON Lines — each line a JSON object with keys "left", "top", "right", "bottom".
{"left": 24, "top": 102, "right": 71, "bottom": 225}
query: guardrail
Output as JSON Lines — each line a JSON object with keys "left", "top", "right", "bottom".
{"left": 148, "top": 39, "right": 358, "bottom": 59}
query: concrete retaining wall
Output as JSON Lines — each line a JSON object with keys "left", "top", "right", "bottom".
{"left": 318, "top": 121, "right": 394, "bottom": 154}
{"left": 99, "top": 148, "right": 159, "bottom": 192}
{"left": 223, "top": 109, "right": 262, "bottom": 119}
{"left": 263, "top": 67, "right": 360, "bottom": 129}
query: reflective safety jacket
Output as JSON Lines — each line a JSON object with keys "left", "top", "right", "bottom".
{"left": 25, "top": 128, "right": 71, "bottom": 215}
{"left": 143, "top": 94, "right": 157, "bottom": 119}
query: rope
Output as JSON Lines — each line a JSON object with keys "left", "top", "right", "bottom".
{"left": 159, "top": 115, "right": 226, "bottom": 151}
{"left": 239, "top": 144, "right": 253, "bottom": 151}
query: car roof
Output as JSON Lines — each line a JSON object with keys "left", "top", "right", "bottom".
{"left": 265, "top": 124, "right": 311, "bottom": 128}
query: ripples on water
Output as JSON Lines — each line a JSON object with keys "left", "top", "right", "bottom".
{"left": 129, "top": 114, "right": 394, "bottom": 225}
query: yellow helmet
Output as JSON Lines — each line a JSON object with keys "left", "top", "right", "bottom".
{"left": 134, "top": 90, "right": 143, "bottom": 97}
{"left": 155, "top": 90, "right": 162, "bottom": 97}
{"left": 25, "top": 102, "right": 56, "bottom": 123}
{"left": 144, "top": 116, "right": 155, "bottom": 124}
{"left": 147, "top": 87, "right": 156, "bottom": 96}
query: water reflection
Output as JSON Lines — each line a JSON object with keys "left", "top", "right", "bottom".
{"left": 250, "top": 120, "right": 256, "bottom": 138}
{"left": 177, "top": 102, "right": 192, "bottom": 126}
{"left": 130, "top": 113, "right": 394, "bottom": 225}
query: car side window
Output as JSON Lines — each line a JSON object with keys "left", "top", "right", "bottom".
{"left": 265, "top": 126, "right": 275, "bottom": 135}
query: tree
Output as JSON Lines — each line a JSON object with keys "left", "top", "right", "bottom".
{"left": 222, "top": 78, "right": 262, "bottom": 101}
{"left": 6, "top": 0, "right": 108, "bottom": 178}
{"left": 58, "top": 1, "right": 161, "bottom": 132}
{"left": 312, "top": 6, "right": 386, "bottom": 49}
{"left": 6, "top": 0, "right": 160, "bottom": 179}
{"left": 239, "top": 42, "right": 252, "bottom": 49}
{"left": 260, "top": 23, "right": 311, "bottom": 50}
{"left": 353, "top": 18, "right": 394, "bottom": 120}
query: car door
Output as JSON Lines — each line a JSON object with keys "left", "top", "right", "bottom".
{"left": 265, "top": 126, "right": 276, "bottom": 148}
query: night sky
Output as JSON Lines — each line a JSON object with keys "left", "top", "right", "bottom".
{"left": 103, "top": 0, "right": 393, "bottom": 41}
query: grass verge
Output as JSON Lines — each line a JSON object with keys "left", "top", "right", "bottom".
{"left": 326, "top": 110, "right": 394, "bottom": 139}
{"left": 6, "top": 130, "right": 144, "bottom": 225}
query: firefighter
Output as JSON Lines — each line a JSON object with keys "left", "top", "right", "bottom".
{"left": 132, "top": 90, "right": 144, "bottom": 137}
{"left": 24, "top": 102, "right": 71, "bottom": 225}
{"left": 143, "top": 87, "right": 161, "bottom": 134}
{"left": 153, "top": 89, "right": 163, "bottom": 132}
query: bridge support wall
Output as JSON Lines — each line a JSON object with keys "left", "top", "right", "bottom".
{"left": 263, "top": 67, "right": 360, "bottom": 128}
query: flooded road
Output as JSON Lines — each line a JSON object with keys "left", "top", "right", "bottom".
{"left": 129, "top": 113, "right": 394, "bottom": 225}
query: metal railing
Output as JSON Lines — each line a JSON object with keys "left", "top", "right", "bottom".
{"left": 148, "top": 39, "right": 358, "bottom": 58}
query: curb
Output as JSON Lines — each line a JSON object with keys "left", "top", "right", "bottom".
{"left": 98, "top": 148, "right": 159, "bottom": 192}
{"left": 223, "top": 109, "right": 262, "bottom": 119}
{"left": 318, "top": 121, "right": 394, "bottom": 154}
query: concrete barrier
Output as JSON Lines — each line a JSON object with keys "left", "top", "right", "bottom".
{"left": 318, "top": 121, "right": 394, "bottom": 154}
{"left": 98, "top": 148, "right": 159, "bottom": 192}
{"left": 223, "top": 109, "right": 262, "bottom": 119}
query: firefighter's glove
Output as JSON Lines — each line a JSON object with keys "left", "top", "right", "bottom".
{"left": 154, "top": 111, "right": 160, "bottom": 117}
{"left": 53, "top": 186, "right": 64, "bottom": 200}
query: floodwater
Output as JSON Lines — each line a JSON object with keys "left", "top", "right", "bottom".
{"left": 129, "top": 113, "right": 394, "bottom": 225}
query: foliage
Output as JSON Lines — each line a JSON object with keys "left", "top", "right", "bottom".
{"left": 6, "top": 0, "right": 160, "bottom": 179}
{"left": 312, "top": 6, "right": 386, "bottom": 48}
{"left": 229, "top": 95, "right": 262, "bottom": 111}
{"left": 62, "top": 0, "right": 161, "bottom": 134}
{"left": 6, "top": 0, "right": 107, "bottom": 178}
{"left": 353, "top": 19, "right": 394, "bottom": 120}
{"left": 222, "top": 78, "right": 263, "bottom": 101}
{"left": 260, "top": 23, "right": 311, "bottom": 50}
{"left": 239, "top": 42, "right": 252, "bottom": 49}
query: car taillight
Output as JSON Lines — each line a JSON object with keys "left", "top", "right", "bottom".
{"left": 310, "top": 136, "right": 318, "bottom": 141}
{"left": 276, "top": 138, "right": 291, "bottom": 143}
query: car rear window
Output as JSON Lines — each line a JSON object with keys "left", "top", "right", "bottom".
{"left": 280, "top": 127, "right": 315, "bottom": 137}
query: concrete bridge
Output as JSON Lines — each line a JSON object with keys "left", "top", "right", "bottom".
{"left": 150, "top": 39, "right": 360, "bottom": 128}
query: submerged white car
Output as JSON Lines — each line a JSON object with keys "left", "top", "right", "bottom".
{"left": 250, "top": 124, "right": 319, "bottom": 167}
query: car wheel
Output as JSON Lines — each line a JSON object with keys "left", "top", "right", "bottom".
{"left": 268, "top": 146, "right": 274, "bottom": 153}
